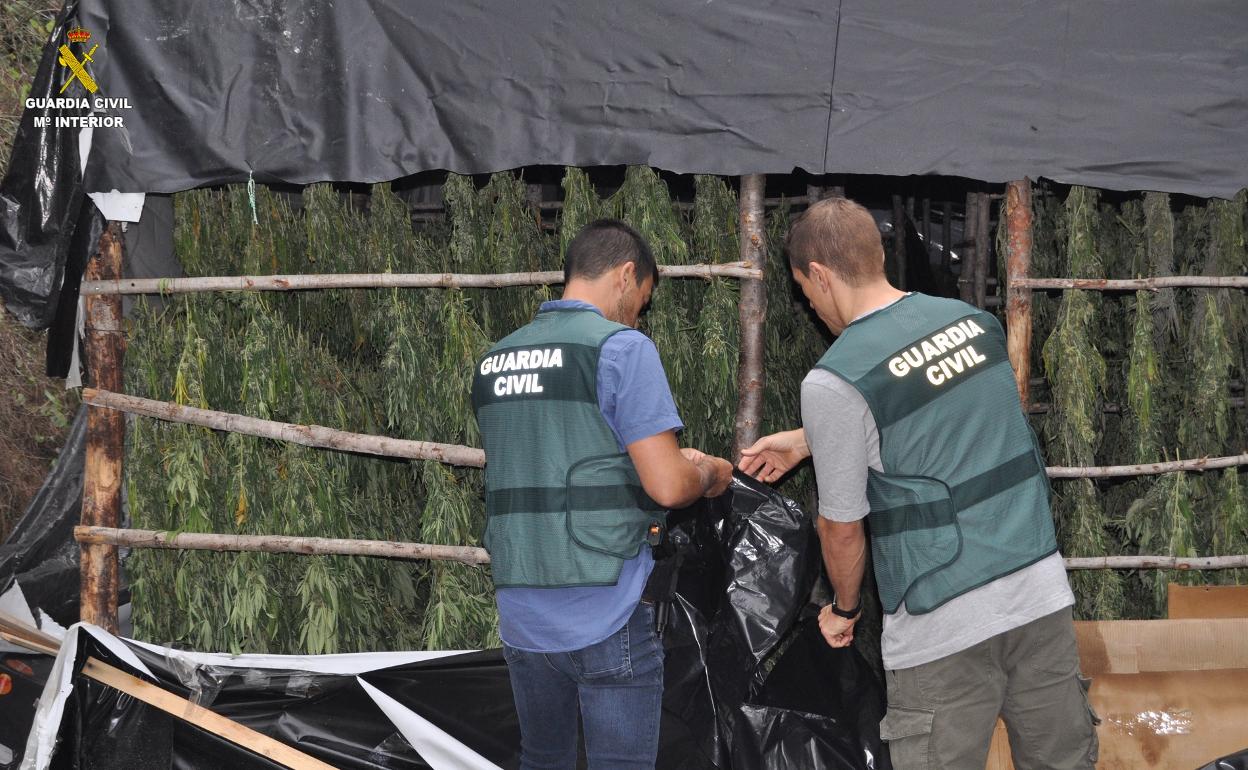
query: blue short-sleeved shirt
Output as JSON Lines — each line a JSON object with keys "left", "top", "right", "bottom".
{"left": 495, "top": 299, "right": 684, "bottom": 652}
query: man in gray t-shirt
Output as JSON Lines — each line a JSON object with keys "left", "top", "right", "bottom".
{"left": 739, "top": 197, "right": 1098, "bottom": 769}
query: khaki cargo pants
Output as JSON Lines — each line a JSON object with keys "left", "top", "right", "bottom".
{"left": 881, "top": 607, "right": 1099, "bottom": 770}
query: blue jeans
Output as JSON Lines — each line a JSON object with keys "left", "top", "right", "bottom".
{"left": 502, "top": 601, "right": 664, "bottom": 769}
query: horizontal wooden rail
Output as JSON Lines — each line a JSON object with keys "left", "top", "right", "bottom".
{"left": 82, "top": 388, "right": 486, "bottom": 467}
{"left": 74, "top": 526, "right": 1248, "bottom": 573}
{"left": 80, "top": 263, "right": 762, "bottom": 296}
{"left": 75, "top": 526, "right": 491, "bottom": 566}
{"left": 1014, "top": 276, "right": 1248, "bottom": 291}
{"left": 84, "top": 389, "right": 1244, "bottom": 480}
{"left": 0, "top": 611, "right": 61, "bottom": 656}
{"left": 1064, "top": 555, "right": 1248, "bottom": 570}
{"left": 408, "top": 194, "right": 819, "bottom": 212}
{"left": 1029, "top": 398, "right": 1246, "bottom": 414}
{"left": 1046, "top": 453, "right": 1248, "bottom": 479}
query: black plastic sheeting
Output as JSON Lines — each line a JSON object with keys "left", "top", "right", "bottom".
{"left": 42, "top": 475, "right": 888, "bottom": 769}
{"left": 68, "top": 0, "right": 1248, "bottom": 199}
{"left": 0, "top": 1, "right": 97, "bottom": 329}
{"left": 1200, "top": 749, "right": 1248, "bottom": 770}
{"left": 5, "top": 1, "right": 1248, "bottom": 328}
{"left": 0, "top": 407, "right": 87, "bottom": 628}
{"left": 0, "top": 654, "right": 54, "bottom": 770}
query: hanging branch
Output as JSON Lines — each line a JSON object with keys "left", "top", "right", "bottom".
{"left": 1064, "top": 555, "right": 1248, "bottom": 570}
{"left": 75, "top": 526, "right": 491, "bottom": 567}
{"left": 81, "top": 263, "right": 763, "bottom": 296}
{"left": 1016, "top": 276, "right": 1248, "bottom": 290}
{"left": 82, "top": 388, "right": 486, "bottom": 467}
{"left": 1047, "top": 453, "right": 1248, "bottom": 479}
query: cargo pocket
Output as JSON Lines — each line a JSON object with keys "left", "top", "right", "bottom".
{"left": 879, "top": 706, "right": 934, "bottom": 770}
{"left": 1077, "top": 674, "right": 1101, "bottom": 763}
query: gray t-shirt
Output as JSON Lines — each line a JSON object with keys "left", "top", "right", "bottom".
{"left": 801, "top": 305, "right": 1073, "bottom": 671}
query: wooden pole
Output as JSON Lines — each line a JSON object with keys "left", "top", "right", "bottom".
{"left": 960, "top": 192, "right": 978, "bottom": 304}
{"left": 71, "top": 526, "right": 1248, "bottom": 573}
{"left": 1064, "top": 555, "right": 1248, "bottom": 570}
{"left": 80, "top": 222, "right": 125, "bottom": 633}
{"left": 81, "top": 657, "right": 337, "bottom": 770}
{"left": 80, "top": 263, "right": 764, "bottom": 296}
{"left": 1004, "top": 180, "right": 1034, "bottom": 405}
{"left": 82, "top": 388, "right": 487, "bottom": 467}
{"left": 75, "top": 526, "right": 491, "bottom": 566}
{"left": 1046, "top": 452, "right": 1248, "bottom": 479}
{"left": 733, "top": 174, "right": 768, "bottom": 459}
{"left": 940, "top": 201, "right": 952, "bottom": 272}
{"left": 891, "top": 194, "right": 907, "bottom": 290}
{"left": 1014, "top": 276, "right": 1248, "bottom": 291}
{"left": 974, "top": 190, "right": 991, "bottom": 308}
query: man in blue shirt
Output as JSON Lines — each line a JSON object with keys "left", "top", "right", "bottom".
{"left": 473, "top": 220, "right": 733, "bottom": 769}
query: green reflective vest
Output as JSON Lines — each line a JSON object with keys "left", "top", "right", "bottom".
{"left": 815, "top": 293, "right": 1057, "bottom": 615}
{"left": 470, "top": 308, "right": 665, "bottom": 588}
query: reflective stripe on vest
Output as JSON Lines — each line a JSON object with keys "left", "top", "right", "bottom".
{"left": 471, "top": 308, "right": 665, "bottom": 588}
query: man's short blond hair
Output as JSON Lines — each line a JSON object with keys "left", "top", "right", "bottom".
{"left": 786, "top": 197, "right": 885, "bottom": 286}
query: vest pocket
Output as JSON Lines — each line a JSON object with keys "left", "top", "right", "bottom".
{"left": 866, "top": 471, "right": 961, "bottom": 614}
{"left": 565, "top": 454, "right": 664, "bottom": 559}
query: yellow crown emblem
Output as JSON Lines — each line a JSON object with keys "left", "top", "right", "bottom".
{"left": 67, "top": 28, "right": 91, "bottom": 44}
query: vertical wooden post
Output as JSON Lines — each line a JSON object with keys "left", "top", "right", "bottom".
{"left": 974, "top": 191, "right": 991, "bottom": 309}
{"left": 891, "top": 194, "right": 907, "bottom": 290}
{"left": 941, "top": 201, "right": 952, "bottom": 272}
{"left": 525, "top": 183, "right": 543, "bottom": 228}
{"left": 733, "top": 174, "right": 767, "bottom": 459}
{"left": 81, "top": 221, "right": 126, "bottom": 632}
{"left": 960, "top": 192, "right": 978, "bottom": 304}
{"left": 921, "top": 197, "right": 931, "bottom": 254}
{"left": 1004, "top": 180, "right": 1034, "bottom": 406}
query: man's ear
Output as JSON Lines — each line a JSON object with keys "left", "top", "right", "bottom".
{"left": 617, "top": 259, "right": 637, "bottom": 289}
{"left": 809, "top": 261, "right": 833, "bottom": 295}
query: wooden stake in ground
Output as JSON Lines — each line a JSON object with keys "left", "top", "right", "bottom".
{"left": 1004, "top": 179, "right": 1034, "bottom": 405}
{"left": 733, "top": 174, "right": 767, "bottom": 459}
{"left": 81, "top": 222, "right": 125, "bottom": 633}
{"left": 80, "top": 657, "right": 337, "bottom": 770}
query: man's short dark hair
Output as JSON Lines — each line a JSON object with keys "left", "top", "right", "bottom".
{"left": 564, "top": 219, "right": 658, "bottom": 286}
{"left": 786, "top": 197, "right": 884, "bottom": 285}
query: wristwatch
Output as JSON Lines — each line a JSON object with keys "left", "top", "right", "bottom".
{"left": 829, "top": 596, "right": 862, "bottom": 620}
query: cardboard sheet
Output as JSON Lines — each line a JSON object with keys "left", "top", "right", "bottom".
{"left": 986, "top": 619, "right": 1248, "bottom": 769}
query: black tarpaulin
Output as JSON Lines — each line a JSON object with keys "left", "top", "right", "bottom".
{"left": 0, "top": 407, "right": 87, "bottom": 628}
{"left": 72, "top": 0, "right": 1248, "bottom": 198}
{"left": 22, "top": 477, "right": 888, "bottom": 769}
{"left": 5, "top": 0, "right": 1248, "bottom": 327}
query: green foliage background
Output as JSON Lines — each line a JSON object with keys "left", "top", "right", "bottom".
{"left": 1034, "top": 185, "right": 1247, "bottom": 620}
{"left": 125, "top": 174, "right": 1246, "bottom": 655}
{"left": 126, "top": 170, "right": 825, "bottom": 654}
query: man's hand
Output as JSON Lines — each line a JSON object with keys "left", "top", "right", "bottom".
{"left": 682, "top": 447, "right": 733, "bottom": 497}
{"left": 817, "top": 603, "right": 858, "bottom": 648}
{"left": 737, "top": 428, "right": 811, "bottom": 483}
